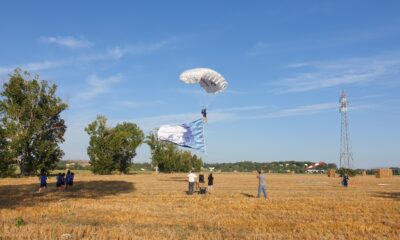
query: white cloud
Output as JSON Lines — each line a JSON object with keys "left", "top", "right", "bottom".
{"left": 263, "top": 102, "right": 338, "bottom": 118}
{"left": 125, "top": 105, "right": 267, "bottom": 131}
{"left": 40, "top": 36, "right": 92, "bottom": 48}
{"left": 246, "top": 41, "right": 272, "bottom": 56}
{"left": 241, "top": 101, "right": 377, "bottom": 120}
{"left": 0, "top": 39, "right": 170, "bottom": 78}
{"left": 233, "top": 102, "right": 338, "bottom": 120}
{"left": 76, "top": 74, "right": 123, "bottom": 101}
{"left": 213, "top": 105, "right": 267, "bottom": 112}
{"left": 164, "top": 88, "right": 204, "bottom": 95}
{"left": 106, "top": 40, "right": 169, "bottom": 59}
{"left": 0, "top": 60, "right": 66, "bottom": 76}
{"left": 273, "top": 55, "right": 400, "bottom": 93}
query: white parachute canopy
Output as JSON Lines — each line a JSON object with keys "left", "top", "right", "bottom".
{"left": 179, "top": 68, "right": 228, "bottom": 94}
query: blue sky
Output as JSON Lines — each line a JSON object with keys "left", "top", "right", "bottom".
{"left": 1, "top": 1, "right": 399, "bottom": 168}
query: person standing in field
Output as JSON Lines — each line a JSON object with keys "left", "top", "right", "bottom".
{"left": 65, "top": 170, "right": 71, "bottom": 191}
{"left": 61, "top": 172, "right": 66, "bottom": 190}
{"left": 38, "top": 170, "right": 48, "bottom": 193}
{"left": 56, "top": 173, "right": 63, "bottom": 192}
{"left": 68, "top": 172, "right": 75, "bottom": 189}
{"left": 256, "top": 170, "right": 268, "bottom": 199}
{"left": 187, "top": 171, "right": 197, "bottom": 195}
{"left": 207, "top": 173, "right": 214, "bottom": 194}
{"left": 342, "top": 174, "right": 349, "bottom": 187}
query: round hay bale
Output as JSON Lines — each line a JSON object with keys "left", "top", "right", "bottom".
{"left": 327, "top": 169, "right": 336, "bottom": 177}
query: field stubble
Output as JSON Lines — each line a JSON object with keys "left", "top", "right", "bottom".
{"left": 0, "top": 173, "right": 399, "bottom": 240}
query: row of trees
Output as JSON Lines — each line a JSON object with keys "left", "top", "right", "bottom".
{"left": 84, "top": 116, "right": 202, "bottom": 174}
{"left": 203, "top": 161, "right": 338, "bottom": 173}
{"left": 0, "top": 69, "right": 202, "bottom": 176}
{"left": 146, "top": 134, "right": 202, "bottom": 172}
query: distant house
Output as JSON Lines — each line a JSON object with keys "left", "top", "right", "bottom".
{"left": 305, "top": 169, "right": 326, "bottom": 174}
{"left": 65, "top": 160, "right": 90, "bottom": 168}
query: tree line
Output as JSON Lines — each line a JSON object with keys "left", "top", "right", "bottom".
{"left": 0, "top": 69, "right": 202, "bottom": 177}
{"left": 204, "top": 161, "right": 338, "bottom": 173}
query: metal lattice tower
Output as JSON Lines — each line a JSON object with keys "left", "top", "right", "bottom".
{"left": 339, "top": 90, "right": 354, "bottom": 169}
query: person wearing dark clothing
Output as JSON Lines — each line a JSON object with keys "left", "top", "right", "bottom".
{"left": 207, "top": 173, "right": 214, "bottom": 194}
{"left": 61, "top": 173, "right": 66, "bottom": 187}
{"left": 342, "top": 174, "right": 349, "bottom": 187}
{"left": 66, "top": 172, "right": 74, "bottom": 190}
{"left": 38, "top": 172, "right": 47, "bottom": 193}
{"left": 65, "top": 170, "right": 71, "bottom": 191}
{"left": 199, "top": 174, "right": 205, "bottom": 183}
{"left": 201, "top": 108, "right": 207, "bottom": 123}
{"left": 198, "top": 174, "right": 206, "bottom": 194}
{"left": 69, "top": 173, "right": 75, "bottom": 187}
{"left": 56, "top": 173, "right": 63, "bottom": 191}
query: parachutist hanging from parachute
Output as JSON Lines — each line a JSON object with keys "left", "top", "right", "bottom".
{"left": 153, "top": 68, "right": 228, "bottom": 152}
{"left": 179, "top": 68, "right": 228, "bottom": 123}
{"left": 201, "top": 107, "right": 207, "bottom": 123}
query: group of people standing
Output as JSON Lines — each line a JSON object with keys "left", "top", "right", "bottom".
{"left": 187, "top": 171, "right": 214, "bottom": 195}
{"left": 186, "top": 170, "right": 269, "bottom": 200}
{"left": 38, "top": 170, "right": 75, "bottom": 192}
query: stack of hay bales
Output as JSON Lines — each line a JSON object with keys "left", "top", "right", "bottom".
{"left": 375, "top": 168, "right": 393, "bottom": 178}
{"left": 327, "top": 169, "right": 336, "bottom": 177}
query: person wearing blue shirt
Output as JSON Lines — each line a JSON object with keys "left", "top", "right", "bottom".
{"left": 65, "top": 170, "right": 71, "bottom": 191}
{"left": 65, "top": 171, "right": 75, "bottom": 190}
{"left": 342, "top": 174, "right": 349, "bottom": 187}
{"left": 68, "top": 172, "right": 75, "bottom": 189}
{"left": 56, "top": 173, "right": 63, "bottom": 192}
{"left": 38, "top": 172, "right": 47, "bottom": 193}
{"left": 61, "top": 173, "right": 66, "bottom": 189}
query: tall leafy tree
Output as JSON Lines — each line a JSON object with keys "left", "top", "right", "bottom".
{"left": 0, "top": 126, "right": 16, "bottom": 177}
{"left": 113, "top": 122, "right": 144, "bottom": 173}
{"left": 85, "top": 116, "right": 115, "bottom": 174}
{"left": 0, "top": 69, "right": 67, "bottom": 176}
{"left": 85, "top": 116, "right": 144, "bottom": 174}
{"left": 146, "top": 133, "right": 202, "bottom": 173}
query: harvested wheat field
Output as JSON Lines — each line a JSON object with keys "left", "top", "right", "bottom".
{"left": 0, "top": 173, "right": 399, "bottom": 240}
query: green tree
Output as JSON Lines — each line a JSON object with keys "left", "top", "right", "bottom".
{"left": 0, "top": 126, "right": 16, "bottom": 177}
{"left": 112, "top": 122, "right": 144, "bottom": 173}
{"left": 337, "top": 168, "right": 357, "bottom": 177}
{"left": 85, "top": 116, "right": 116, "bottom": 174}
{"left": 145, "top": 133, "right": 202, "bottom": 173}
{"left": 0, "top": 69, "right": 67, "bottom": 176}
{"left": 85, "top": 116, "right": 144, "bottom": 174}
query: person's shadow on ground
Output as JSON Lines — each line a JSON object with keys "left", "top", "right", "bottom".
{"left": 241, "top": 193, "right": 256, "bottom": 198}
{"left": 373, "top": 191, "right": 400, "bottom": 201}
{"left": 0, "top": 180, "right": 135, "bottom": 209}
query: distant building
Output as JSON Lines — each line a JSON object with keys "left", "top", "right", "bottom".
{"left": 305, "top": 169, "right": 326, "bottom": 174}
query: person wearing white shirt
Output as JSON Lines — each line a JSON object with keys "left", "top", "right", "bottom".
{"left": 187, "top": 171, "right": 197, "bottom": 195}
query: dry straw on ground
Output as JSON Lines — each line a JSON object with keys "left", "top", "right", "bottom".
{"left": 0, "top": 173, "right": 399, "bottom": 239}
{"left": 375, "top": 168, "right": 393, "bottom": 178}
